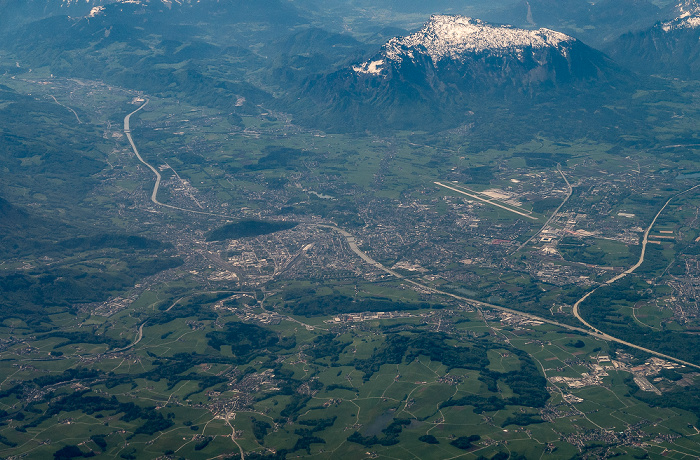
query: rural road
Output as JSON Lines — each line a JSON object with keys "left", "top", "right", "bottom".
{"left": 110, "top": 321, "right": 147, "bottom": 353}
{"left": 51, "top": 94, "right": 82, "bottom": 124}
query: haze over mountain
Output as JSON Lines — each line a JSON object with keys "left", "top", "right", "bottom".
{"left": 0, "top": 0, "right": 115, "bottom": 30}
{"left": 485, "top": 0, "right": 664, "bottom": 48}
{"left": 0, "top": 0, "right": 307, "bottom": 37}
{"left": 0, "top": 0, "right": 309, "bottom": 116}
{"left": 606, "top": 0, "right": 700, "bottom": 77}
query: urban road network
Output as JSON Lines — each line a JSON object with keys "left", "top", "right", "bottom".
{"left": 124, "top": 99, "right": 700, "bottom": 370}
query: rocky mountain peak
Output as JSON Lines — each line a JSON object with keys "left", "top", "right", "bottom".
{"left": 354, "top": 15, "right": 575, "bottom": 75}
{"left": 662, "top": 0, "right": 700, "bottom": 30}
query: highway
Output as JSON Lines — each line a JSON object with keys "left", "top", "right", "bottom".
{"left": 318, "top": 226, "right": 591, "bottom": 329}
{"left": 124, "top": 99, "right": 163, "bottom": 204}
{"left": 124, "top": 99, "right": 238, "bottom": 219}
{"left": 321, "top": 223, "right": 700, "bottom": 370}
{"left": 571, "top": 183, "right": 700, "bottom": 368}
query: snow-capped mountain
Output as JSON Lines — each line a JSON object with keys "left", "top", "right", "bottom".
{"left": 353, "top": 15, "right": 574, "bottom": 76}
{"left": 292, "top": 15, "right": 627, "bottom": 132}
{"left": 348, "top": 14, "right": 617, "bottom": 86}
{"left": 384, "top": 15, "right": 571, "bottom": 59}
{"left": 606, "top": 1, "right": 700, "bottom": 77}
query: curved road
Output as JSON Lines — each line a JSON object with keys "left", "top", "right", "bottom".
{"left": 124, "top": 100, "right": 238, "bottom": 219}
{"left": 110, "top": 321, "right": 147, "bottom": 354}
{"left": 572, "top": 183, "right": 700, "bottom": 368}
{"left": 51, "top": 95, "right": 83, "bottom": 124}
{"left": 124, "top": 99, "right": 161, "bottom": 205}
{"left": 320, "top": 223, "right": 700, "bottom": 370}
{"left": 318, "top": 226, "right": 591, "bottom": 331}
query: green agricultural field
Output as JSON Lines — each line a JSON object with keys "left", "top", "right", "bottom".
{"left": 5, "top": 294, "right": 700, "bottom": 459}
{"left": 3, "top": 50, "right": 700, "bottom": 459}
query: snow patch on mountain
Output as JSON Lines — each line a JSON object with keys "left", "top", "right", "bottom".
{"left": 87, "top": 5, "right": 104, "bottom": 17}
{"left": 63, "top": 0, "right": 192, "bottom": 7}
{"left": 660, "top": 14, "right": 700, "bottom": 31}
{"left": 119, "top": 0, "right": 192, "bottom": 4}
{"left": 353, "top": 59, "right": 385, "bottom": 75}
{"left": 61, "top": 0, "right": 99, "bottom": 6}
{"left": 385, "top": 15, "right": 572, "bottom": 61}
{"left": 662, "top": 1, "right": 700, "bottom": 31}
{"left": 675, "top": 0, "right": 700, "bottom": 14}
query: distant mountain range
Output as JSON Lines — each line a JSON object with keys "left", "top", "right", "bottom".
{"left": 0, "top": 0, "right": 112, "bottom": 30}
{"left": 485, "top": 0, "right": 664, "bottom": 48}
{"left": 0, "top": 1, "right": 691, "bottom": 135}
{"left": 1, "top": 0, "right": 306, "bottom": 115}
{"left": 606, "top": 1, "right": 700, "bottom": 77}
{"left": 0, "top": 0, "right": 306, "bottom": 34}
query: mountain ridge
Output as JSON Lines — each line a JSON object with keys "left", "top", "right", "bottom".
{"left": 290, "top": 15, "right": 631, "bottom": 133}
{"left": 606, "top": 0, "right": 700, "bottom": 77}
